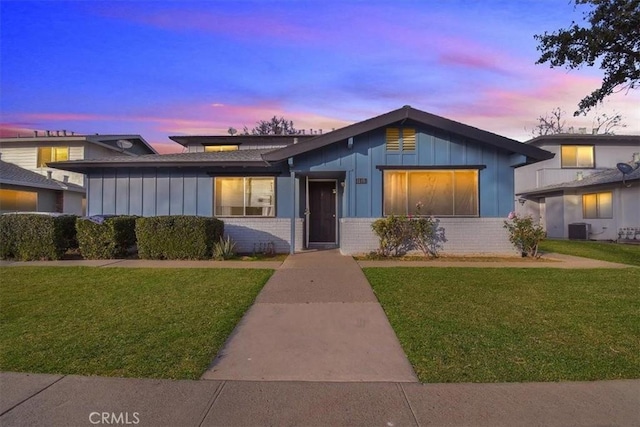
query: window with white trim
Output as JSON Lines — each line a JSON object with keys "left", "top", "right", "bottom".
{"left": 384, "top": 169, "right": 479, "bottom": 216}
{"left": 214, "top": 177, "right": 275, "bottom": 216}
{"left": 582, "top": 192, "right": 612, "bottom": 219}
{"left": 37, "top": 147, "right": 69, "bottom": 167}
{"left": 561, "top": 145, "right": 594, "bottom": 168}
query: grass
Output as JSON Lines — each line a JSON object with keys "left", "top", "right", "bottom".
{"left": 364, "top": 267, "right": 640, "bottom": 383}
{"left": 539, "top": 239, "right": 640, "bottom": 266}
{"left": 0, "top": 267, "right": 273, "bottom": 379}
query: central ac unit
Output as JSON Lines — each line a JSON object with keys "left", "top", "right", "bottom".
{"left": 568, "top": 223, "right": 591, "bottom": 240}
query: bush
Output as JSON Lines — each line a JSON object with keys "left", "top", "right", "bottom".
{"left": 504, "top": 212, "right": 545, "bottom": 257}
{"left": 76, "top": 216, "right": 138, "bottom": 259}
{"left": 213, "top": 236, "right": 237, "bottom": 260}
{"left": 136, "top": 216, "right": 224, "bottom": 260}
{"left": 371, "top": 214, "right": 446, "bottom": 258}
{"left": 0, "top": 214, "right": 77, "bottom": 260}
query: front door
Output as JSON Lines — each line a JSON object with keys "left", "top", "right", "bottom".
{"left": 308, "top": 181, "right": 336, "bottom": 243}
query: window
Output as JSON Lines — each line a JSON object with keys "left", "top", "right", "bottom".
{"left": 214, "top": 177, "right": 275, "bottom": 216}
{"left": 204, "top": 145, "right": 239, "bottom": 152}
{"left": 583, "top": 192, "right": 612, "bottom": 219}
{"left": 561, "top": 145, "right": 594, "bottom": 168}
{"left": 386, "top": 128, "right": 416, "bottom": 151}
{"left": 37, "top": 147, "right": 69, "bottom": 167}
{"left": 384, "top": 169, "right": 478, "bottom": 216}
{"left": 0, "top": 189, "right": 37, "bottom": 212}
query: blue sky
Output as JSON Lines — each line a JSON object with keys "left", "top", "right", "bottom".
{"left": 1, "top": 0, "right": 638, "bottom": 153}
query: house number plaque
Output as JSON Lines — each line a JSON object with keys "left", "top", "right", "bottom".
{"left": 356, "top": 178, "right": 367, "bottom": 184}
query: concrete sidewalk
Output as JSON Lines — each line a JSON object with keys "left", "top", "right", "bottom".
{"left": 1, "top": 373, "right": 638, "bottom": 426}
{"left": 0, "top": 259, "right": 282, "bottom": 269}
{"left": 202, "top": 249, "right": 418, "bottom": 382}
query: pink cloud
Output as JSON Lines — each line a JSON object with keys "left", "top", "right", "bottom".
{"left": 94, "top": 6, "right": 318, "bottom": 44}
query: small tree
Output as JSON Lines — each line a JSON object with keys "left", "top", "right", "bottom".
{"left": 503, "top": 212, "right": 545, "bottom": 258}
{"left": 242, "top": 116, "right": 298, "bottom": 135}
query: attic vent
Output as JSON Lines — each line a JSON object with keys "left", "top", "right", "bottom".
{"left": 402, "top": 128, "right": 416, "bottom": 151}
{"left": 386, "top": 128, "right": 400, "bottom": 151}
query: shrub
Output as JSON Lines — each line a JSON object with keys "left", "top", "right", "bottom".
{"left": 136, "top": 216, "right": 224, "bottom": 260}
{"left": 504, "top": 212, "right": 545, "bottom": 257}
{"left": 371, "top": 214, "right": 447, "bottom": 258}
{"left": 371, "top": 215, "right": 412, "bottom": 257}
{"left": 409, "top": 216, "right": 447, "bottom": 258}
{"left": 213, "top": 236, "right": 236, "bottom": 260}
{"left": 76, "top": 216, "right": 138, "bottom": 259}
{"left": 0, "top": 214, "right": 77, "bottom": 260}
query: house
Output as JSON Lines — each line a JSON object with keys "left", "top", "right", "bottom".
{"left": 515, "top": 134, "right": 640, "bottom": 241}
{"left": 0, "top": 133, "right": 157, "bottom": 214}
{"left": 50, "top": 106, "right": 553, "bottom": 254}
{"left": 0, "top": 158, "right": 85, "bottom": 214}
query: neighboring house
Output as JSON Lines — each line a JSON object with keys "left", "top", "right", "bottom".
{"left": 0, "top": 133, "right": 156, "bottom": 214}
{"left": 0, "top": 158, "right": 84, "bottom": 214}
{"left": 515, "top": 134, "right": 640, "bottom": 241}
{"left": 51, "top": 106, "right": 552, "bottom": 254}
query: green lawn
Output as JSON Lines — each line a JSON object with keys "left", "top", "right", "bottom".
{"left": 365, "top": 267, "right": 640, "bottom": 383}
{"left": 539, "top": 239, "right": 640, "bottom": 266}
{"left": 0, "top": 267, "right": 272, "bottom": 379}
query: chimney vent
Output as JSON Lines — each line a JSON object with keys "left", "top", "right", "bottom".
{"left": 63, "top": 130, "right": 67, "bottom": 136}
{"left": 47, "top": 171, "right": 53, "bottom": 180}
{"left": 34, "top": 130, "right": 38, "bottom": 137}
{"left": 592, "top": 128, "right": 598, "bottom": 135}
{"left": 63, "top": 175, "right": 69, "bottom": 183}
{"left": 56, "top": 130, "right": 60, "bottom": 137}
{"left": 46, "top": 130, "right": 51, "bottom": 137}
{"left": 576, "top": 171, "right": 584, "bottom": 181}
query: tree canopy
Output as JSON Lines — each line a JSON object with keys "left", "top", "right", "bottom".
{"left": 535, "top": 0, "right": 640, "bottom": 114}
{"left": 242, "top": 116, "right": 298, "bottom": 135}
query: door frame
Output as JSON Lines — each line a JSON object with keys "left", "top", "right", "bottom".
{"left": 306, "top": 178, "right": 338, "bottom": 246}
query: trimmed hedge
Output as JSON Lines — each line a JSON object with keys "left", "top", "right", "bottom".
{"left": 0, "top": 214, "right": 77, "bottom": 261}
{"left": 76, "top": 216, "right": 138, "bottom": 259}
{"left": 136, "top": 216, "right": 224, "bottom": 260}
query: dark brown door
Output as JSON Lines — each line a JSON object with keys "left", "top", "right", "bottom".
{"left": 309, "top": 181, "right": 336, "bottom": 243}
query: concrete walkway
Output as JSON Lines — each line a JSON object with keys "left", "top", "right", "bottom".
{"left": 202, "top": 249, "right": 418, "bottom": 382}
{"left": 1, "top": 373, "right": 638, "bottom": 426}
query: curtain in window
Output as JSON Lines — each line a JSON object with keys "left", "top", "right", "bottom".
{"left": 383, "top": 171, "right": 406, "bottom": 215}
{"left": 384, "top": 170, "right": 479, "bottom": 216}
{"left": 215, "top": 178, "right": 244, "bottom": 216}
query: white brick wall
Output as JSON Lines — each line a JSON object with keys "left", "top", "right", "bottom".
{"left": 222, "top": 218, "right": 303, "bottom": 254}
{"left": 339, "top": 217, "right": 518, "bottom": 256}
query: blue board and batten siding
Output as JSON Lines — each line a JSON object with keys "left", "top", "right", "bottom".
{"left": 86, "top": 169, "right": 294, "bottom": 217}
{"left": 292, "top": 126, "right": 516, "bottom": 218}
{"left": 87, "top": 126, "right": 515, "bottom": 219}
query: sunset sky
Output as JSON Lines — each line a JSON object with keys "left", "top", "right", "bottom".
{"left": 1, "top": 0, "right": 638, "bottom": 153}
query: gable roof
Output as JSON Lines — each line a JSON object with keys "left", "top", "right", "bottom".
{"left": 0, "top": 134, "right": 158, "bottom": 155}
{"left": 526, "top": 134, "right": 640, "bottom": 146}
{"left": 263, "top": 105, "right": 554, "bottom": 162}
{"left": 517, "top": 164, "right": 640, "bottom": 196}
{"left": 169, "top": 135, "right": 315, "bottom": 147}
{"left": 49, "top": 149, "right": 274, "bottom": 173}
{"left": 0, "top": 160, "right": 85, "bottom": 192}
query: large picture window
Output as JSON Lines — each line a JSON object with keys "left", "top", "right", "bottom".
{"left": 384, "top": 169, "right": 479, "bottom": 216}
{"left": 0, "top": 189, "right": 37, "bottom": 212}
{"left": 583, "top": 192, "right": 612, "bottom": 219}
{"left": 37, "top": 147, "right": 69, "bottom": 167}
{"left": 214, "top": 177, "right": 275, "bottom": 216}
{"left": 561, "top": 145, "right": 594, "bottom": 168}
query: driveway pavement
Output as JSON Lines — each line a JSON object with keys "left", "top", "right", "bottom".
{"left": 201, "top": 249, "right": 418, "bottom": 382}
